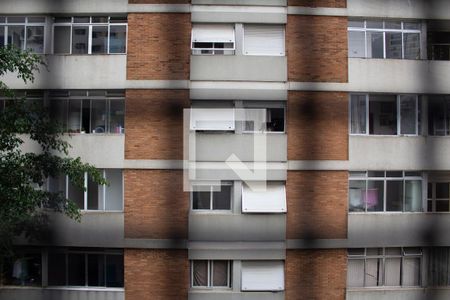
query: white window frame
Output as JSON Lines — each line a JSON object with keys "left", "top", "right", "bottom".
{"left": 191, "top": 182, "right": 233, "bottom": 212}
{"left": 242, "top": 24, "right": 285, "bottom": 56}
{"left": 348, "top": 19, "right": 421, "bottom": 59}
{"left": 190, "top": 260, "right": 232, "bottom": 289}
{"left": 349, "top": 94, "right": 419, "bottom": 136}
{"left": 52, "top": 16, "right": 127, "bottom": 55}
{"left": 0, "top": 16, "right": 47, "bottom": 53}
{"left": 427, "top": 181, "right": 450, "bottom": 212}
{"left": 191, "top": 23, "right": 236, "bottom": 55}
{"left": 348, "top": 171, "right": 424, "bottom": 213}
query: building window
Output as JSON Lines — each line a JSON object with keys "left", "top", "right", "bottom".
{"left": 348, "top": 248, "right": 422, "bottom": 288}
{"left": 48, "top": 169, "right": 123, "bottom": 211}
{"left": 241, "top": 261, "right": 284, "bottom": 291}
{"left": 191, "top": 260, "right": 232, "bottom": 288}
{"left": 243, "top": 102, "right": 286, "bottom": 133}
{"left": 191, "top": 24, "right": 235, "bottom": 55}
{"left": 190, "top": 108, "right": 235, "bottom": 131}
{"left": 241, "top": 182, "right": 287, "bottom": 213}
{"left": 0, "top": 249, "right": 42, "bottom": 286}
{"left": 349, "top": 171, "right": 423, "bottom": 212}
{"left": 350, "top": 94, "right": 419, "bottom": 135}
{"left": 49, "top": 90, "right": 125, "bottom": 134}
{"left": 0, "top": 16, "right": 46, "bottom": 53}
{"left": 428, "top": 248, "right": 450, "bottom": 286}
{"left": 192, "top": 182, "right": 232, "bottom": 210}
{"left": 52, "top": 16, "right": 127, "bottom": 54}
{"left": 348, "top": 19, "right": 421, "bottom": 59}
{"left": 48, "top": 249, "right": 124, "bottom": 287}
{"left": 243, "top": 24, "right": 285, "bottom": 56}
{"left": 427, "top": 182, "right": 450, "bottom": 212}
{"left": 428, "top": 96, "right": 450, "bottom": 136}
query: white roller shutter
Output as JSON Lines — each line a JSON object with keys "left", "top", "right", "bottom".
{"left": 243, "top": 25, "right": 285, "bottom": 56}
{"left": 241, "top": 261, "right": 285, "bottom": 291}
{"left": 190, "top": 108, "right": 235, "bottom": 131}
{"left": 242, "top": 182, "right": 286, "bottom": 213}
{"left": 192, "top": 24, "right": 235, "bottom": 43}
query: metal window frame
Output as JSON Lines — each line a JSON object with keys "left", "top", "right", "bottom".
{"left": 0, "top": 16, "right": 46, "bottom": 53}
{"left": 191, "top": 260, "right": 231, "bottom": 289}
{"left": 191, "top": 181, "right": 233, "bottom": 212}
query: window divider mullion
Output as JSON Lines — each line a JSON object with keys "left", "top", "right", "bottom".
{"left": 84, "top": 172, "right": 88, "bottom": 210}
{"left": 88, "top": 25, "right": 92, "bottom": 55}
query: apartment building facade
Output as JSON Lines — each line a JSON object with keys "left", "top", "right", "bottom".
{"left": 0, "top": 0, "right": 450, "bottom": 299}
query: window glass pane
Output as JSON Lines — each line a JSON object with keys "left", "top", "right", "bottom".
{"left": 385, "top": 258, "right": 401, "bottom": 286}
{"left": 7, "top": 17, "right": 26, "bottom": 23}
{"left": 91, "top": 100, "right": 107, "bottom": 133}
{"left": 347, "top": 259, "right": 364, "bottom": 287}
{"left": 350, "top": 95, "right": 367, "bottom": 134}
{"left": 368, "top": 171, "right": 385, "bottom": 177}
{"left": 68, "top": 253, "right": 86, "bottom": 286}
{"left": 367, "top": 180, "right": 384, "bottom": 212}
{"left": 348, "top": 20, "right": 364, "bottom": 28}
{"left": 53, "top": 26, "right": 71, "bottom": 54}
{"left": 82, "top": 99, "right": 90, "bottom": 133}
{"left": 386, "top": 247, "right": 402, "bottom": 255}
{"left": 367, "top": 248, "right": 383, "bottom": 256}
{"left": 428, "top": 200, "right": 433, "bottom": 212}
{"left": 0, "top": 17, "right": 6, "bottom": 23}
{"left": 48, "top": 252, "right": 66, "bottom": 286}
{"left": 109, "top": 99, "right": 124, "bottom": 133}
{"left": 193, "top": 189, "right": 211, "bottom": 210}
{"left": 106, "top": 254, "right": 124, "bottom": 287}
{"left": 26, "top": 26, "right": 44, "bottom": 53}
{"left": 428, "top": 248, "right": 449, "bottom": 286}
{"left": 348, "top": 31, "right": 365, "bottom": 58}
{"left": 92, "top": 17, "right": 108, "bottom": 23}
{"left": 212, "top": 185, "right": 231, "bottom": 210}
{"left": 72, "top": 26, "right": 89, "bottom": 54}
{"left": 349, "top": 180, "right": 366, "bottom": 212}
{"left": 4, "top": 252, "right": 41, "bottom": 286}
{"left": 109, "top": 25, "right": 126, "bottom": 54}
{"left": 436, "top": 183, "right": 449, "bottom": 198}
{"left": 348, "top": 248, "right": 365, "bottom": 256}
{"left": 68, "top": 179, "right": 84, "bottom": 209}
{"left": 87, "top": 175, "right": 101, "bottom": 210}
{"left": 436, "top": 200, "right": 449, "bottom": 212}
{"left": 8, "top": 25, "right": 25, "bottom": 49}
{"left": 267, "top": 108, "right": 284, "bottom": 132}
{"left": 88, "top": 254, "right": 105, "bottom": 286}
{"left": 245, "top": 108, "right": 266, "bottom": 132}
{"left": 404, "top": 33, "right": 420, "bottom": 59}
{"left": 212, "top": 261, "right": 228, "bottom": 287}
{"left": 68, "top": 99, "right": 81, "bottom": 133}
{"left": 74, "top": 17, "right": 90, "bottom": 23}
{"left": 105, "top": 169, "right": 123, "bottom": 211}
{"left": 385, "top": 21, "right": 401, "bottom": 29}
{"left": 400, "top": 95, "right": 417, "bottom": 134}
{"left": 366, "top": 32, "right": 384, "bottom": 58}
{"left": 54, "top": 17, "right": 72, "bottom": 23}
{"left": 386, "top": 180, "right": 403, "bottom": 211}
{"left": 48, "top": 175, "right": 66, "bottom": 194}
{"left": 385, "top": 32, "right": 402, "bottom": 59}
{"left": 428, "top": 98, "right": 446, "bottom": 136}
{"left": 0, "top": 26, "right": 4, "bottom": 47}
{"left": 405, "top": 180, "right": 422, "bottom": 212}
{"left": 365, "top": 258, "right": 382, "bottom": 286}
{"left": 193, "top": 260, "right": 208, "bottom": 286}
{"left": 366, "top": 20, "right": 383, "bottom": 29}
{"left": 369, "top": 95, "right": 397, "bottom": 135}
{"left": 386, "top": 171, "right": 402, "bottom": 177}
{"left": 50, "top": 99, "right": 68, "bottom": 131}
{"left": 92, "top": 26, "right": 108, "bottom": 54}
{"left": 402, "top": 257, "right": 421, "bottom": 286}
{"left": 404, "top": 22, "right": 420, "bottom": 30}
{"left": 28, "top": 17, "right": 45, "bottom": 23}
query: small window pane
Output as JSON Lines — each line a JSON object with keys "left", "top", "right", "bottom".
{"left": 400, "top": 95, "right": 417, "bottom": 134}
{"left": 366, "top": 20, "right": 383, "bottom": 29}
{"left": 385, "top": 258, "right": 401, "bottom": 286}
{"left": 436, "top": 200, "right": 449, "bottom": 212}
{"left": 26, "top": 26, "right": 44, "bottom": 53}
{"left": 212, "top": 261, "right": 228, "bottom": 287}
{"left": 0, "top": 17, "right": 5, "bottom": 23}
{"left": 7, "top": 17, "right": 26, "bottom": 23}
{"left": 74, "top": 17, "right": 90, "bottom": 23}
{"left": 367, "top": 31, "right": 384, "bottom": 58}
{"left": 72, "top": 26, "right": 89, "bottom": 54}
{"left": 212, "top": 185, "right": 231, "bottom": 210}
{"left": 404, "top": 33, "right": 420, "bottom": 59}
{"left": 193, "top": 189, "right": 211, "bottom": 210}
{"left": 92, "top": 17, "right": 108, "bottom": 23}
{"left": 68, "top": 253, "right": 86, "bottom": 286}
{"left": 368, "top": 171, "right": 385, "bottom": 177}
{"left": 349, "top": 180, "right": 366, "bottom": 212}
{"left": 82, "top": 99, "right": 90, "bottom": 133}
{"left": 365, "top": 258, "right": 382, "bottom": 286}
{"left": 88, "top": 254, "right": 105, "bottom": 287}
{"left": 48, "top": 175, "right": 66, "bottom": 194}
{"left": 428, "top": 98, "right": 446, "bottom": 136}
{"left": 0, "top": 27, "right": 5, "bottom": 47}
{"left": 92, "top": 26, "right": 108, "bottom": 54}
{"left": 347, "top": 259, "right": 364, "bottom": 287}
{"left": 53, "top": 26, "right": 71, "bottom": 54}
{"left": 8, "top": 25, "right": 25, "bottom": 49}
{"left": 267, "top": 108, "right": 284, "bottom": 132}
{"left": 106, "top": 254, "right": 124, "bottom": 287}
{"left": 436, "top": 183, "right": 449, "bottom": 198}
{"left": 369, "top": 95, "right": 397, "bottom": 135}
{"left": 193, "top": 260, "right": 208, "bottom": 286}
{"left": 367, "top": 180, "right": 384, "bottom": 212}
{"left": 385, "top": 21, "right": 401, "bottom": 29}
{"left": 54, "top": 17, "right": 71, "bottom": 23}
{"left": 105, "top": 169, "right": 123, "bottom": 211}
{"left": 109, "top": 25, "right": 127, "bottom": 54}
{"left": 386, "top": 32, "right": 402, "bottom": 59}
{"left": 402, "top": 257, "right": 421, "bottom": 286}
{"left": 50, "top": 99, "right": 68, "bottom": 131}
{"left": 68, "top": 179, "right": 84, "bottom": 209}
{"left": 348, "top": 20, "right": 364, "bottom": 28}
{"left": 28, "top": 17, "right": 45, "bottom": 23}
{"left": 87, "top": 175, "right": 101, "bottom": 210}
{"left": 48, "top": 252, "right": 66, "bottom": 286}
{"left": 348, "top": 31, "right": 365, "bottom": 58}
{"left": 350, "top": 95, "right": 367, "bottom": 134}
{"left": 405, "top": 180, "right": 422, "bottom": 212}
{"left": 404, "top": 22, "right": 420, "bottom": 30}
{"left": 109, "top": 99, "right": 124, "bottom": 133}
{"left": 68, "top": 99, "right": 81, "bottom": 133}
{"left": 91, "top": 99, "right": 107, "bottom": 133}
{"left": 386, "top": 180, "right": 403, "bottom": 211}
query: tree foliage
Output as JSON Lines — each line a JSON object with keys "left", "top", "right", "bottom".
{"left": 0, "top": 46, "right": 106, "bottom": 257}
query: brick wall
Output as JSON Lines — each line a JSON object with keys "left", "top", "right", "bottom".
{"left": 287, "top": 15, "right": 348, "bottom": 82}
{"left": 286, "top": 171, "right": 347, "bottom": 239}
{"left": 288, "top": 91, "right": 348, "bottom": 160}
{"left": 125, "top": 249, "right": 189, "bottom": 300}
{"left": 127, "top": 13, "right": 191, "bottom": 80}
{"left": 124, "top": 170, "right": 189, "bottom": 239}
{"left": 288, "top": 0, "right": 346, "bottom": 7}
{"left": 286, "top": 249, "right": 347, "bottom": 300}
{"left": 125, "top": 89, "right": 189, "bottom": 160}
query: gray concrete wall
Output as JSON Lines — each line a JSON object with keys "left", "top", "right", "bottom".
{"left": 348, "top": 59, "right": 450, "bottom": 94}
{"left": 189, "top": 162, "right": 287, "bottom": 181}
{"left": 194, "top": 133, "right": 287, "bottom": 162}
{"left": 189, "top": 214, "right": 286, "bottom": 241}
{"left": 189, "top": 242, "right": 285, "bottom": 260}
{"left": 348, "top": 213, "right": 450, "bottom": 247}
{"left": 190, "top": 56, "right": 287, "bottom": 82}
{"left": 3, "top": 55, "right": 126, "bottom": 90}
{"left": 189, "top": 291, "right": 284, "bottom": 300}
{"left": 192, "top": 0, "right": 286, "bottom": 6}
{"left": 0, "top": 288, "right": 124, "bottom": 300}
{"left": 0, "top": 0, "right": 127, "bottom": 14}
{"left": 349, "top": 136, "right": 450, "bottom": 171}
{"left": 347, "top": 288, "right": 450, "bottom": 300}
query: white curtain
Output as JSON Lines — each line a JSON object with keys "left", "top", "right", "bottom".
{"left": 244, "top": 109, "right": 266, "bottom": 132}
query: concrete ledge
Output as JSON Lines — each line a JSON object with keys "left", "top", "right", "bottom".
{"left": 288, "top": 160, "right": 349, "bottom": 170}
{"left": 128, "top": 4, "right": 190, "bottom": 13}
{"left": 189, "top": 291, "right": 285, "bottom": 300}
{"left": 347, "top": 288, "right": 450, "bottom": 300}
{"left": 0, "top": 0, "right": 127, "bottom": 14}
{"left": 287, "top": 7, "right": 348, "bottom": 16}
{"left": 126, "top": 80, "right": 189, "bottom": 90}
{"left": 189, "top": 242, "right": 285, "bottom": 259}
{"left": 192, "top": 5, "right": 287, "bottom": 24}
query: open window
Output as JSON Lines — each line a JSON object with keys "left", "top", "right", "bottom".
{"left": 242, "top": 182, "right": 286, "bottom": 213}
{"left": 243, "top": 24, "right": 285, "bottom": 56}
{"left": 191, "top": 24, "right": 235, "bottom": 55}
{"left": 243, "top": 102, "right": 285, "bottom": 133}
{"left": 241, "top": 261, "right": 284, "bottom": 291}
{"left": 190, "top": 108, "right": 235, "bottom": 131}
{"left": 192, "top": 182, "right": 232, "bottom": 210}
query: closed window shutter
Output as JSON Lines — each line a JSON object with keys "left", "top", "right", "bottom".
{"left": 242, "top": 182, "right": 287, "bottom": 213}
{"left": 190, "top": 108, "right": 235, "bottom": 131}
{"left": 241, "top": 261, "right": 284, "bottom": 291}
{"left": 192, "top": 24, "right": 235, "bottom": 43}
{"left": 244, "top": 25, "right": 285, "bottom": 56}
